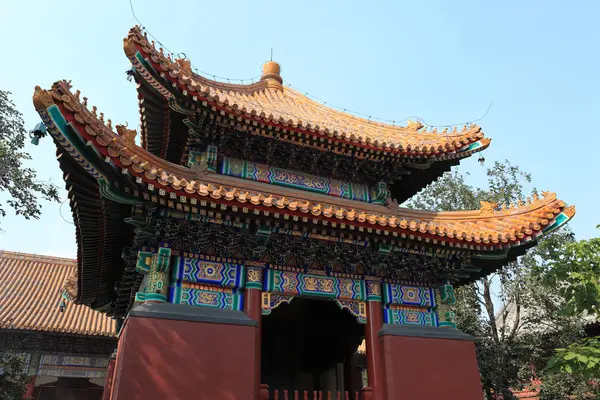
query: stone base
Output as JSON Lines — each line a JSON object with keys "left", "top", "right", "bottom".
{"left": 110, "top": 303, "right": 257, "bottom": 400}
{"left": 380, "top": 324, "right": 482, "bottom": 400}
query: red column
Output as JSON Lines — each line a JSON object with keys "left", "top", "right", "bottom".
{"left": 365, "top": 281, "right": 384, "bottom": 400}
{"left": 244, "top": 266, "right": 264, "bottom": 400}
{"left": 23, "top": 376, "right": 35, "bottom": 400}
{"left": 102, "top": 351, "right": 117, "bottom": 400}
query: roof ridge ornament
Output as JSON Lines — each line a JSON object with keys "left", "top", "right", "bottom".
{"left": 479, "top": 201, "right": 498, "bottom": 215}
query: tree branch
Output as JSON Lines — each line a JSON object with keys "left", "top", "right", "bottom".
{"left": 482, "top": 278, "right": 499, "bottom": 343}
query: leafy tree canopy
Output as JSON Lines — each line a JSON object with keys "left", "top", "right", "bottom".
{"left": 407, "top": 160, "right": 587, "bottom": 399}
{"left": 542, "top": 226, "right": 600, "bottom": 384}
{"left": 0, "top": 352, "right": 30, "bottom": 400}
{"left": 0, "top": 90, "right": 59, "bottom": 226}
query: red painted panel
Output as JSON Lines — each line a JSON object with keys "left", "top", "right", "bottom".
{"left": 110, "top": 315, "right": 256, "bottom": 400}
{"left": 381, "top": 334, "right": 482, "bottom": 400}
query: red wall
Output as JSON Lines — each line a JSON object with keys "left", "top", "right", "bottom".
{"left": 110, "top": 315, "right": 256, "bottom": 400}
{"left": 381, "top": 334, "right": 482, "bottom": 400}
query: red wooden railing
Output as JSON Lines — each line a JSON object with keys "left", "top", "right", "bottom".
{"left": 260, "top": 384, "right": 373, "bottom": 400}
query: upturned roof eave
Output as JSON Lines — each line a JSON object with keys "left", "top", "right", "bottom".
{"left": 33, "top": 81, "right": 574, "bottom": 251}
{"left": 124, "top": 26, "right": 490, "bottom": 162}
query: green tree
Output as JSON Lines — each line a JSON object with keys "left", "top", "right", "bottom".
{"left": 542, "top": 228, "right": 600, "bottom": 387}
{"left": 0, "top": 352, "right": 30, "bottom": 400}
{"left": 407, "top": 160, "right": 582, "bottom": 399}
{"left": 0, "top": 90, "right": 59, "bottom": 225}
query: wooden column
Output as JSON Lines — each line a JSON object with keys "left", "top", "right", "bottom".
{"left": 365, "top": 281, "right": 384, "bottom": 400}
{"left": 244, "top": 267, "right": 264, "bottom": 400}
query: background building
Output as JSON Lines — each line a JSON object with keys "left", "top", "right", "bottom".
{"left": 0, "top": 251, "right": 116, "bottom": 400}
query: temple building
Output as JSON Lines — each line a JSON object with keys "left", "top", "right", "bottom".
{"left": 29, "top": 25, "right": 575, "bottom": 400}
{"left": 0, "top": 251, "right": 116, "bottom": 400}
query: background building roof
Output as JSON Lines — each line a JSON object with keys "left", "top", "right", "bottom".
{"left": 0, "top": 251, "right": 116, "bottom": 337}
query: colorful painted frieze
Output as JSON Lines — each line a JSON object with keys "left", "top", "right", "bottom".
{"left": 221, "top": 157, "right": 371, "bottom": 202}
{"left": 366, "top": 280, "right": 382, "bottom": 302}
{"left": 384, "top": 308, "right": 438, "bottom": 327}
{"left": 382, "top": 283, "right": 436, "bottom": 308}
{"left": 261, "top": 292, "right": 294, "bottom": 315}
{"left": 187, "top": 145, "right": 217, "bottom": 172}
{"left": 169, "top": 286, "right": 243, "bottom": 311}
{"left": 39, "top": 355, "right": 109, "bottom": 368}
{"left": 335, "top": 299, "right": 367, "bottom": 324}
{"left": 263, "top": 269, "right": 366, "bottom": 301}
{"left": 171, "top": 256, "right": 246, "bottom": 289}
{"left": 134, "top": 246, "right": 172, "bottom": 303}
{"left": 435, "top": 283, "right": 457, "bottom": 328}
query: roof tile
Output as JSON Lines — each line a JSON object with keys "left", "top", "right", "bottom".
{"left": 0, "top": 251, "right": 116, "bottom": 337}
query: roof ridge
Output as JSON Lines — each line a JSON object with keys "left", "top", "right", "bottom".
{"left": 0, "top": 250, "right": 77, "bottom": 265}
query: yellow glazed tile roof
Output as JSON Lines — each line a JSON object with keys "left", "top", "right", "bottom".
{"left": 124, "top": 26, "right": 489, "bottom": 158}
{"left": 0, "top": 251, "right": 116, "bottom": 336}
{"left": 32, "top": 82, "right": 574, "bottom": 248}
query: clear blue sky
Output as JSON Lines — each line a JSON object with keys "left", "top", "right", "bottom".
{"left": 1, "top": 0, "right": 598, "bottom": 259}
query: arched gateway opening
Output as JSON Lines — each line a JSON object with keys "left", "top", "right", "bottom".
{"left": 261, "top": 298, "right": 365, "bottom": 395}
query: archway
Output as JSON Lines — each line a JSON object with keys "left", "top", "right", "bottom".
{"left": 261, "top": 297, "right": 365, "bottom": 394}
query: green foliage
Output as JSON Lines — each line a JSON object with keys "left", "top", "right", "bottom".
{"left": 542, "top": 228, "right": 600, "bottom": 382}
{"left": 0, "top": 90, "right": 59, "bottom": 226}
{"left": 0, "top": 352, "right": 30, "bottom": 400}
{"left": 545, "top": 237, "right": 600, "bottom": 317}
{"left": 547, "top": 337, "right": 600, "bottom": 380}
{"left": 538, "top": 370, "right": 600, "bottom": 400}
{"left": 407, "top": 159, "right": 584, "bottom": 399}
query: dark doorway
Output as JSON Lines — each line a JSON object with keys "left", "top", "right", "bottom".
{"left": 261, "top": 298, "right": 365, "bottom": 394}
{"left": 36, "top": 378, "right": 103, "bottom": 400}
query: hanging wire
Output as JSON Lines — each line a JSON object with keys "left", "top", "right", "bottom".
{"left": 286, "top": 81, "right": 493, "bottom": 130}
{"left": 59, "top": 198, "right": 74, "bottom": 225}
{"left": 128, "top": 0, "right": 492, "bottom": 132}
{"left": 128, "top": 0, "right": 261, "bottom": 84}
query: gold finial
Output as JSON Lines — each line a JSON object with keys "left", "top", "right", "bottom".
{"left": 532, "top": 193, "right": 539, "bottom": 201}
{"left": 260, "top": 61, "right": 283, "bottom": 90}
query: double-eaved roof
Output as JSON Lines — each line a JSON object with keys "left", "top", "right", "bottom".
{"left": 28, "top": 26, "right": 575, "bottom": 314}
{"left": 34, "top": 80, "right": 573, "bottom": 248}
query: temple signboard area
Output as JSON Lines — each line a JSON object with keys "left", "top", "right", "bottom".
{"left": 22, "top": 25, "right": 575, "bottom": 400}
